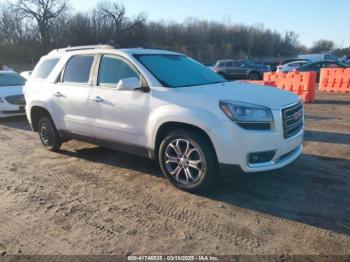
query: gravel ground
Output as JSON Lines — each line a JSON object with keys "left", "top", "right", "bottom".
{"left": 0, "top": 91, "right": 349, "bottom": 258}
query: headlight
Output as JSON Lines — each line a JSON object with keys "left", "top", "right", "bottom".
{"left": 220, "top": 101, "right": 274, "bottom": 130}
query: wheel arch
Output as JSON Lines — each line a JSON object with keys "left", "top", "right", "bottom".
{"left": 153, "top": 121, "right": 218, "bottom": 163}
{"left": 30, "top": 106, "right": 53, "bottom": 132}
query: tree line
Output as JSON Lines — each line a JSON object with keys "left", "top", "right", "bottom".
{"left": 0, "top": 0, "right": 347, "bottom": 65}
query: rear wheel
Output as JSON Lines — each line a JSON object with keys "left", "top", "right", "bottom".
{"left": 38, "top": 116, "right": 62, "bottom": 152}
{"left": 159, "top": 130, "right": 218, "bottom": 192}
{"left": 248, "top": 72, "right": 260, "bottom": 80}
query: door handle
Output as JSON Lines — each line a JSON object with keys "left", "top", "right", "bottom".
{"left": 92, "top": 96, "right": 104, "bottom": 103}
{"left": 54, "top": 91, "right": 63, "bottom": 98}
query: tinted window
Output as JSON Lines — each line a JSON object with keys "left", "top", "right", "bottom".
{"left": 98, "top": 55, "right": 139, "bottom": 87}
{"left": 226, "top": 62, "right": 233, "bottom": 67}
{"left": 34, "top": 58, "right": 59, "bottom": 79}
{"left": 233, "top": 61, "right": 242, "bottom": 67}
{"left": 289, "top": 62, "right": 300, "bottom": 67}
{"left": 135, "top": 54, "right": 226, "bottom": 88}
{"left": 63, "top": 55, "right": 94, "bottom": 83}
{"left": 0, "top": 73, "right": 25, "bottom": 86}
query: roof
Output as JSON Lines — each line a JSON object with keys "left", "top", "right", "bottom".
{"left": 217, "top": 59, "right": 234, "bottom": 63}
{"left": 47, "top": 45, "right": 181, "bottom": 56}
{"left": 120, "top": 48, "right": 180, "bottom": 55}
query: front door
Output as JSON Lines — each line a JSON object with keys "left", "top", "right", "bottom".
{"left": 89, "top": 54, "right": 150, "bottom": 148}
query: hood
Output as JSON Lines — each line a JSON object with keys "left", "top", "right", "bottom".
{"left": 0, "top": 85, "right": 24, "bottom": 97}
{"left": 176, "top": 81, "right": 300, "bottom": 110}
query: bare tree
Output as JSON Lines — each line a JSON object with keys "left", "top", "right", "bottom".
{"left": 311, "top": 39, "right": 335, "bottom": 53}
{"left": 12, "top": 0, "right": 69, "bottom": 47}
{"left": 95, "top": 1, "right": 146, "bottom": 44}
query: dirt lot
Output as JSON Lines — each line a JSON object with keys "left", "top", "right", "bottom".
{"left": 0, "top": 91, "right": 349, "bottom": 257}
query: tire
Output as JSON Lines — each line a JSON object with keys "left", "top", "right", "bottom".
{"left": 248, "top": 72, "right": 260, "bottom": 80}
{"left": 38, "top": 116, "right": 62, "bottom": 152}
{"left": 158, "top": 130, "right": 218, "bottom": 192}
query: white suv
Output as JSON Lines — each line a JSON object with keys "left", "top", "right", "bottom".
{"left": 24, "top": 45, "right": 304, "bottom": 191}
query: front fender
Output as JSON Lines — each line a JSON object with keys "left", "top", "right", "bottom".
{"left": 147, "top": 104, "right": 222, "bottom": 150}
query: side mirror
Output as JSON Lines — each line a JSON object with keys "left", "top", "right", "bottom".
{"left": 117, "top": 77, "right": 141, "bottom": 91}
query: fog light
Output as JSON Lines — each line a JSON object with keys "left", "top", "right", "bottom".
{"left": 248, "top": 151, "right": 276, "bottom": 165}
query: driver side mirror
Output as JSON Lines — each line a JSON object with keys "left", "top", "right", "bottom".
{"left": 117, "top": 77, "right": 141, "bottom": 91}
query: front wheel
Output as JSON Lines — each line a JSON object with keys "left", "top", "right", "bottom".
{"left": 38, "top": 116, "right": 62, "bottom": 152}
{"left": 159, "top": 130, "right": 218, "bottom": 192}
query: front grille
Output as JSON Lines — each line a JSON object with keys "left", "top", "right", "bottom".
{"left": 282, "top": 102, "right": 304, "bottom": 139}
{"left": 5, "top": 95, "right": 26, "bottom": 105}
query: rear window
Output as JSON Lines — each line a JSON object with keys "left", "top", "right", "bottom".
{"left": 0, "top": 73, "right": 25, "bottom": 86}
{"left": 34, "top": 58, "right": 59, "bottom": 79}
{"left": 62, "top": 55, "right": 94, "bottom": 84}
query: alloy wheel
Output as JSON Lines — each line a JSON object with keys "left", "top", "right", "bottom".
{"left": 164, "top": 139, "right": 205, "bottom": 185}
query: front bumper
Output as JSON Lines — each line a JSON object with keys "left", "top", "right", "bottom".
{"left": 0, "top": 103, "right": 26, "bottom": 118}
{"left": 210, "top": 109, "right": 304, "bottom": 173}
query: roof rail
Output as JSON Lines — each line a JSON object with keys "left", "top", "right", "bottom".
{"left": 48, "top": 45, "right": 114, "bottom": 55}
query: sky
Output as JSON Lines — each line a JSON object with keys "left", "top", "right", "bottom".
{"left": 70, "top": 0, "right": 350, "bottom": 48}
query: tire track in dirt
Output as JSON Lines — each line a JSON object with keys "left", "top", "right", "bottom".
{"left": 27, "top": 144, "right": 350, "bottom": 255}
{"left": 37, "top": 162, "right": 285, "bottom": 255}
{"left": 4, "top": 134, "right": 268, "bottom": 255}
{"left": 40, "top": 145, "right": 350, "bottom": 253}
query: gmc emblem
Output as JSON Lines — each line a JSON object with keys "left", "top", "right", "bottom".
{"left": 293, "top": 111, "right": 303, "bottom": 121}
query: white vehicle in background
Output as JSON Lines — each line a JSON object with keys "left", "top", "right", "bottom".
{"left": 20, "top": 71, "right": 32, "bottom": 80}
{"left": 276, "top": 61, "right": 310, "bottom": 73}
{"left": 0, "top": 71, "right": 26, "bottom": 118}
{"left": 24, "top": 45, "right": 304, "bottom": 192}
{"left": 298, "top": 53, "right": 339, "bottom": 63}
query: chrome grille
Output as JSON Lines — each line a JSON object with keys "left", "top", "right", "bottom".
{"left": 5, "top": 95, "right": 26, "bottom": 105}
{"left": 282, "top": 102, "right": 304, "bottom": 139}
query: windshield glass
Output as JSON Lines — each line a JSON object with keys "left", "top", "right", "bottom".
{"left": 0, "top": 73, "right": 25, "bottom": 86}
{"left": 135, "top": 54, "right": 227, "bottom": 88}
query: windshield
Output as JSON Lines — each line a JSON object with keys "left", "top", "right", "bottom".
{"left": 135, "top": 54, "right": 227, "bottom": 88}
{"left": 0, "top": 73, "right": 26, "bottom": 86}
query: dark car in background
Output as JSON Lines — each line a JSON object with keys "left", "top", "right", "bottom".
{"left": 343, "top": 55, "right": 350, "bottom": 65}
{"left": 213, "top": 60, "right": 271, "bottom": 80}
{"left": 295, "top": 60, "right": 349, "bottom": 81}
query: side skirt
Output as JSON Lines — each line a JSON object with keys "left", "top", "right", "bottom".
{"left": 58, "top": 130, "right": 155, "bottom": 159}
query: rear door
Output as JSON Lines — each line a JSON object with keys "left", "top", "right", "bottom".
{"left": 51, "top": 55, "right": 95, "bottom": 135}
{"left": 233, "top": 61, "right": 247, "bottom": 79}
{"left": 224, "top": 62, "right": 236, "bottom": 79}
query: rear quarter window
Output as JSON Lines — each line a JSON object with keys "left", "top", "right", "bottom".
{"left": 62, "top": 55, "right": 94, "bottom": 84}
{"left": 33, "top": 58, "right": 60, "bottom": 79}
